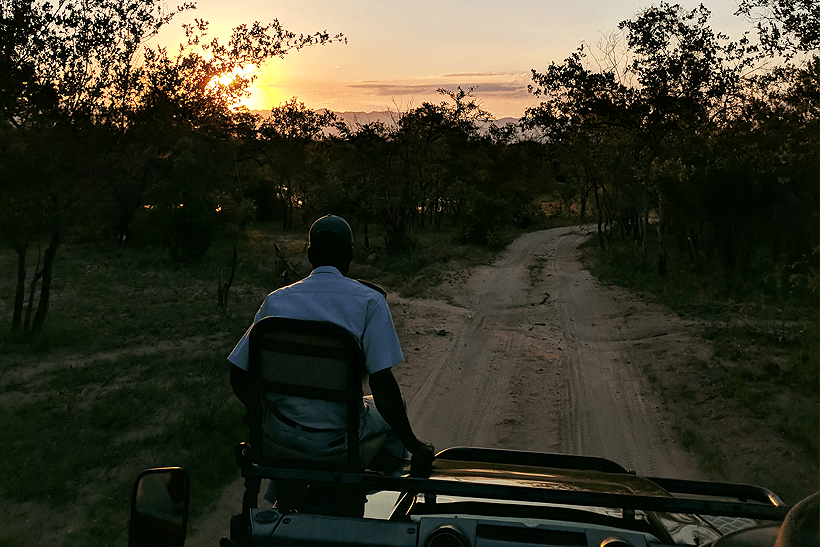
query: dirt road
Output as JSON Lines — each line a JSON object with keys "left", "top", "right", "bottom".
{"left": 187, "top": 225, "right": 709, "bottom": 543}
{"left": 391, "top": 225, "right": 705, "bottom": 478}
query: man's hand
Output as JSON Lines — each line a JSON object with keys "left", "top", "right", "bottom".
{"left": 369, "top": 369, "right": 435, "bottom": 475}
{"left": 410, "top": 439, "right": 436, "bottom": 477}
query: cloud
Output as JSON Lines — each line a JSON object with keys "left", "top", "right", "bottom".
{"left": 346, "top": 73, "right": 533, "bottom": 101}
{"left": 347, "top": 81, "right": 443, "bottom": 96}
{"left": 439, "top": 72, "right": 505, "bottom": 78}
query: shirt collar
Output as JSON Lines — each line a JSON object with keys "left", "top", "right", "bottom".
{"left": 310, "top": 265, "right": 343, "bottom": 276}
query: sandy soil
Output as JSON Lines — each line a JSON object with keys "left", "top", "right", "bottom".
{"left": 392, "top": 225, "right": 705, "bottom": 478}
{"left": 186, "top": 225, "right": 721, "bottom": 544}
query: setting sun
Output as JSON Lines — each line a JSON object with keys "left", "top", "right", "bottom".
{"left": 208, "top": 63, "right": 287, "bottom": 112}
{"left": 240, "top": 64, "right": 286, "bottom": 111}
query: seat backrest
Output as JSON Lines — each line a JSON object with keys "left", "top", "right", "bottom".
{"left": 247, "top": 316, "right": 365, "bottom": 471}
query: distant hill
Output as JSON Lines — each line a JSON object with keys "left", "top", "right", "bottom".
{"left": 328, "top": 110, "right": 520, "bottom": 129}
{"left": 250, "top": 109, "right": 521, "bottom": 132}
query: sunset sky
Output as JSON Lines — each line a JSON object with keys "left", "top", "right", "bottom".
{"left": 156, "top": 1, "right": 751, "bottom": 119}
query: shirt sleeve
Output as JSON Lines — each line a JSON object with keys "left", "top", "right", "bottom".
{"left": 226, "top": 303, "right": 267, "bottom": 371}
{"left": 361, "top": 296, "right": 404, "bottom": 375}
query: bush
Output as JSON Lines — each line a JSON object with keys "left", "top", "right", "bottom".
{"left": 131, "top": 202, "right": 216, "bottom": 261}
{"left": 456, "top": 192, "right": 510, "bottom": 247}
{"left": 514, "top": 199, "right": 548, "bottom": 228}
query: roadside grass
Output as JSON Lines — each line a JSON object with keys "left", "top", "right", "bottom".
{"left": 0, "top": 225, "right": 309, "bottom": 546}
{"left": 527, "top": 254, "right": 549, "bottom": 287}
{"left": 582, "top": 232, "right": 819, "bottom": 503}
{"left": 0, "top": 218, "right": 549, "bottom": 546}
{"left": 641, "top": 361, "right": 727, "bottom": 477}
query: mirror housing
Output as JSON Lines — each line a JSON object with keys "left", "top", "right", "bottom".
{"left": 129, "top": 467, "right": 190, "bottom": 547}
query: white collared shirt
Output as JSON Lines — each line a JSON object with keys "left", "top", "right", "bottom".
{"left": 227, "top": 266, "right": 404, "bottom": 429}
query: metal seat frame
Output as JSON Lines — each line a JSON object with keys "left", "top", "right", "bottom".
{"left": 240, "top": 316, "right": 368, "bottom": 515}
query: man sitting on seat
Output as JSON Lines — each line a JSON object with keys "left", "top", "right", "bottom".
{"left": 228, "top": 214, "right": 435, "bottom": 476}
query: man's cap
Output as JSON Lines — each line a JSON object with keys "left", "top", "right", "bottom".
{"left": 309, "top": 215, "right": 353, "bottom": 249}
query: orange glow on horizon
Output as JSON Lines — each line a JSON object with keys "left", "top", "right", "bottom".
{"left": 238, "top": 83, "right": 282, "bottom": 111}
{"left": 235, "top": 63, "right": 287, "bottom": 111}
{"left": 203, "top": 64, "right": 281, "bottom": 111}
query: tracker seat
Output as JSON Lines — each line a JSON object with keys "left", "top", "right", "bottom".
{"left": 239, "top": 316, "right": 386, "bottom": 516}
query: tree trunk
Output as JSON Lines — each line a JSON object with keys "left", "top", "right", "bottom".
{"left": 217, "top": 244, "right": 237, "bottom": 309}
{"left": 632, "top": 212, "right": 642, "bottom": 242}
{"left": 11, "top": 240, "right": 28, "bottom": 332}
{"left": 23, "top": 250, "right": 41, "bottom": 334}
{"left": 593, "top": 182, "right": 606, "bottom": 251}
{"left": 656, "top": 193, "right": 667, "bottom": 278}
{"left": 579, "top": 189, "right": 588, "bottom": 218}
{"left": 28, "top": 226, "right": 63, "bottom": 341}
{"left": 281, "top": 197, "right": 289, "bottom": 230}
{"left": 641, "top": 186, "right": 650, "bottom": 256}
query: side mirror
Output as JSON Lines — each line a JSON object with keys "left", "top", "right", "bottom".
{"left": 129, "top": 467, "right": 190, "bottom": 547}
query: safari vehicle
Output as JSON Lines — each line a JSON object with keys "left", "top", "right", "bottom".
{"left": 129, "top": 444, "right": 794, "bottom": 547}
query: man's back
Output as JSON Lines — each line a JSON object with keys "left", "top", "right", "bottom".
{"left": 228, "top": 266, "right": 404, "bottom": 430}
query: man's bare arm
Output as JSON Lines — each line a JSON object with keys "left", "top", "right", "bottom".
{"left": 230, "top": 365, "right": 252, "bottom": 410}
{"left": 369, "top": 368, "right": 435, "bottom": 470}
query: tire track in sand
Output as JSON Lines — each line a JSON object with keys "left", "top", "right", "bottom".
{"left": 406, "top": 226, "right": 704, "bottom": 480}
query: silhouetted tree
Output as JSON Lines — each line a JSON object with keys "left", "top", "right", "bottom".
{"left": 253, "top": 98, "right": 338, "bottom": 228}
{"left": 0, "top": 0, "right": 191, "bottom": 340}
{"left": 524, "top": 44, "right": 638, "bottom": 250}
{"left": 735, "top": 0, "right": 820, "bottom": 59}
{"left": 0, "top": 0, "right": 344, "bottom": 338}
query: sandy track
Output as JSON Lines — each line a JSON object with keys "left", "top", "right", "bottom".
{"left": 187, "top": 226, "right": 709, "bottom": 544}
{"left": 393, "top": 225, "right": 704, "bottom": 479}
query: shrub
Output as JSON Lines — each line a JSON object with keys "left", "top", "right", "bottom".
{"left": 456, "top": 192, "right": 510, "bottom": 246}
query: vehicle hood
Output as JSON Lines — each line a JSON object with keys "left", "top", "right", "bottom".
{"left": 429, "top": 458, "right": 673, "bottom": 498}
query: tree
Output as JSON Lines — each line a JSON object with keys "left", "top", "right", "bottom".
{"left": 0, "top": 0, "right": 191, "bottom": 340}
{"left": 0, "top": 125, "right": 48, "bottom": 333}
{"left": 703, "top": 54, "right": 819, "bottom": 286}
{"left": 413, "top": 87, "right": 492, "bottom": 231}
{"left": 139, "top": 20, "right": 343, "bottom": 135}
{"left": 335, "top": 88, "right": 491, "bottom": 253}
{"left": 0, "top": 0, "right": 344, "bottom": 338}
{"left": 333, "top": 120, "right": 394, "bottom": 251}
{"left": 262, "top": 97, "right": 338, "bottom": 140}
{"left": 526, "top": 3, "right": 761, "bottom": 276}
{"left": 735, "top": 0, "right": 820, "bottom": 58}
{"left": 251, "top": 98, "right": 338, "bottom": 228}
{"left": 111, "top": 19, "right": 343, "bottom": 251}
{"left": 619, "top": 2, "right": 751, "bottom": 130}
{"left": 524, "top": 44, "right": 639, "bottom": 249}
{"left": 387, "top": 88, "right": 490, "bottom": 247}
{"left": 619, "top": 3, "right": 753, "bottom": 276}
{"left": 1, "top": 0, "right": 191, "bottom": 127}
